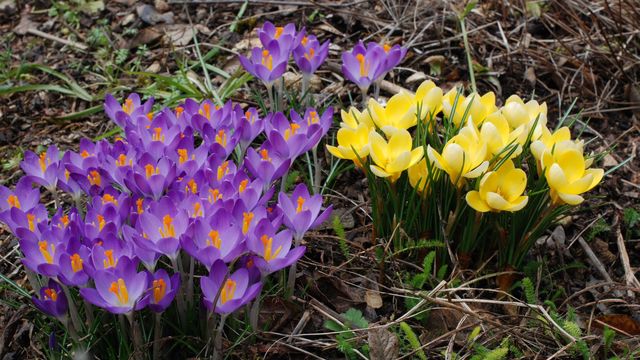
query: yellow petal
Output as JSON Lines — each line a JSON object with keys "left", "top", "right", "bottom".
{"left": 464, "top": 161, "right": 489, "bottom": 179}
{"left": 442, "top": 143, "right": 466, "bottom": 177}
{"left": 387, "top": 151, "right": 411, "bottom": 173}
{"left": 547, "top": 163, "right": 569, "bottom": 192}
{"left": 555, "top": 149, "right": 585, "bottom": 183}
{"left": 506, "top": 196, "right": 528, "bottom": 211}
{"left": 558, "top": 192, "right": 584, "bottom": 205}
{"left": 500, "top": 168, "right": 527, "bottom": 201}
{"left": 426, "top": 145, "right": 446, "bottom": 170}
{"left": 585, "top": 168, "right": 604, "bottom": 191}
{"left": 388, "top": 129, "right": 413, "bottom": 157}
{"left": 368, "top": 130, "right": 388, "bottom": 167}
{"left": 486, "top": 192, "right": 510, "bottom": 210}
{"left": 408, "top": 147, "right": 424, "bottom": 168}
{"left": 370, "top": 165, "right": 391, "bottom": 178}
{"left": 466, "top": 191, "right": 490, "bottom": 212}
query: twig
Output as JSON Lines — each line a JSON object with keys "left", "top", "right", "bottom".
{"left": 614, "top": 214, "right": 640, "bottom": 293}
{"left": 577, "top": 237, "right": 614, "bottom": 283}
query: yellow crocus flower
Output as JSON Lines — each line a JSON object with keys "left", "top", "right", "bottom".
{"left": 543, "top": 143, "right": 603, "bottom": 205}
{"left": 479, "top": 111, "right": 523, "bottom": 159}
{"left": 442, "top": 88, "right": 497, "bottom": 127}
{"left": 368, "top": 91, "right": 416, "bottom": 134}
{"left": 414, "top": 80, "right": 444, "bottom": 121}
{"left": 407, "top": 158, "right": 430, "bottom": 194}
{"left": 340, "top": 106, "right": 374, "bottom": 130}
{"left": 369, "top": 129, "right": 424, "bottom": 182}
{"left": 326, "top": 123, "right": 371, "bottom": 166}
{"left": 466, "top": 160, "right": 529, "bottom": 212}
{"left": 427, "top": 119, "right": 489, "bottom": 186}
{"left": 501, "top": 95, "right": 548, "bottom": 129}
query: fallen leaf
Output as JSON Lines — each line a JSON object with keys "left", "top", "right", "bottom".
{"left": 136, "top": 4, "right": 174, "bottom": 25}
{"left": 368, "top": 327, "right": 399, "bottom": 360}
{"left": 365, "top": 290, "right": 383, "bottom": 309}
{"left": 595, "top": 314, "right": 640, "bottom": 335}
{"left": 406, "top": 71, "right": 427, "bottom": 84}
{"left": 525, "top": 67, "right": 536, "bottom": 86}
{"left": 163, "top": 24, "right": 197, "bottom": 47}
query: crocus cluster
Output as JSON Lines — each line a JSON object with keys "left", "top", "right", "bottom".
{"left": 329, "top": 80, "right": 602, "bottom": 208}
{"left": 329, "top": 78, "right": 604, "bottom": 272}
{"left": 239, "top": 21, "right": 330, "bottom": 88}
{"left": 0, "top": 93, "right": 332, "bottom": 332}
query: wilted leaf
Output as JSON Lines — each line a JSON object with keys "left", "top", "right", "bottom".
{"left": 596, "top": 315, "right": 640, "bottom": 335}
{"left": 365, "top": 290, "right": 383, "bottom": 309}
{"left": 368, "top": 327, "right": 399, "bottom": 360}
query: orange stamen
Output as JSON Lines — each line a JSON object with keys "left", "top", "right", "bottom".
{"left": 103, "top": 249, "right": 116, "bottom": 268}
{"left": 261, "top": 50, "right": 273, "bottom": 71}
{"left": 153, "top": 279, "right": 166, "bottom": 304}
{"left": 70, "top": 253, "right": 83, "bottom": 272}
{"left": 38, "top": 240, "right": 55, "bottom": 264}
{"left": 44, "top": 288, "right": 58, "bottom": 301}
{"left": 242, "top": 212, "right": 254, "bottom": 235}
{"left": 207, "top": 230, "right": 221, "bottom": 249}
{"left": 296, "top": 196, "right": 305, "bottom": 213}
{"left": 88, "top": 170, "right": 101, "bottom": 186}
{"left": 220, "top": 278, "right": 237, "bottom": 304}
{"left": 260, "top": 234, "right": 282, "bottom": 261}
{"left": 109, "top": 278, "right": 129, "bottom": 305}
{"left": 7, "top": 194, "right": 21, "bottom": 209}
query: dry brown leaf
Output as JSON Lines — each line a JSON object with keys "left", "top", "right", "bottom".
{"left": 368, "top": 327, "right": 399, "bottom": 360}
{"left": 365, "top": 290, "right": 383, "bottom": 309}
{"left": 595, "top": 315, "right": 640, "bottom": 335}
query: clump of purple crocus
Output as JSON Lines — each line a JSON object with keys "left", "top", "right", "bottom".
{"left": 0, "top": 92, "right": 332, "bottom": 357}
{"left": 239, "top": 22, "right": 331, "bottom": 110}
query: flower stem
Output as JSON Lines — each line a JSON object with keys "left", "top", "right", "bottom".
{"left": 285, "top": 236, "right": 302, "bottom": 296}
{"left": 301, "top": 74, "right": 310, "bottom": 106}
{"left": 170, "top": 257, "right": 187, "bottom": 325}
{"left": 153, "top": 312, "right": 162, "bottom": 360}
{"left": 212, "top": 314, "right": 227, "bottom": 360}
{"left": 266, "top": 84, "right": 275, "bottom": 113}
{"left": 187, "top": 256, "right": 195, "bottom": 309}
{"left": 127, "top": 312, "right": 144, "bottom": 360}
{"left": 61, "top": 284, "right": 83, "bottom": 334}
{"left": 312, "top": 146, "right": 321, "bottom": 194}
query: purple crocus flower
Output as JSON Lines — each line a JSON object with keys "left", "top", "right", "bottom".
{"left": 238, "top": 42, "right": 289, "bottom": 86}
{"left": 201, "top": 260, "right": 262, "bottom": 314}
{"left": 84, "top": 235, "right": 135, "bottom": 277}
{"left": 265, "top": 112, "right": 321, "bottom": 161}
{"left": 80, "top": 257, "right": 149, "bottom": 314}
{"left": 277, "top": 183, "right": 333, "bottom": 241}
{"left": 341, "top": 41, "right": 385, "bottom": 92}
{"left": 32, "top": 279, "right": 68, "bottom": 320}
{"left": 257, "top": 21, "right": 302, "bottom": 53}
{"left": 57, "top": 236, "right": 91, "bottom": 287}
{"left": 235, "top": 108, "right": 265, "bottom": 154}
{"left": 243, "top": 143, "right": 291, "bottom": 187}
{"left": 146, "top": 269, "right": 180, "bottom": 313}
{"left": 374, "top": 42, "right": 406, "bottom": 78}
{"left": 0, "top": 177, "right": 40, "bottom": 213}
{"left": 246, "top": 218, "right": 305, "bottom": 275}
{"left": 19, "top": 226, "right": 63, "bottom": 277}
{"left": 182, "top": 209, "right": 244, "bottom": 268}
{"left": 128, "top": 155, "right": 177, "bottom": 200}
{"left": 136, "top": 197, "right": 188, "bottom": 260}
{"left": 293, "top": 34, "right": 330, "bottom": 76}
{"left": 291, "top": 107, "right": 334, "bottom": 139}
{"left": 21, "top": 145, "right": 60, "bottom": 191}
{"left": 104, "top": 93, "right": 154, "bottom": 131}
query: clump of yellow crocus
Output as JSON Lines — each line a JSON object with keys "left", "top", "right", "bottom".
{"left": 427, "top": 119, "right": 489, "bottom": 186}
{"left": 442, "top": 88, "right": 497, "bottom": 126}
{"left": 369, "top": 129, "right": 424, "bottom": 182}
{"left": 368, "top": 91, "right": 416, "bottom": 135}
{"left": 466, "top": 160, "right": 529, "bottom": 212}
